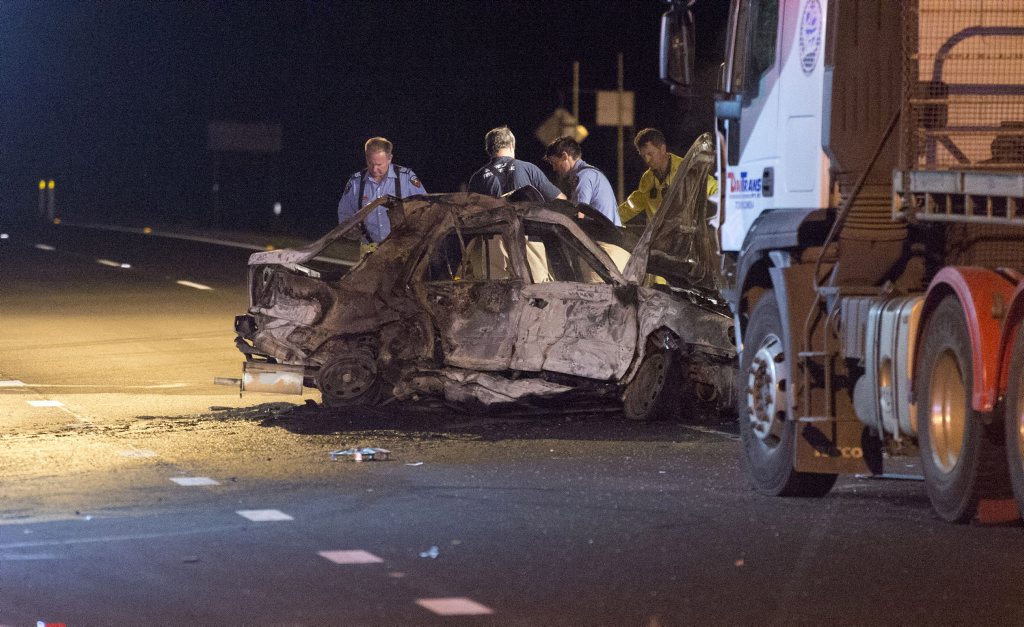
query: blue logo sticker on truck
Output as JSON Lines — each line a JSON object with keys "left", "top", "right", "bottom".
{"left": 728, "top": 171, "right": 762, "bottom": 195}
{"left": 800, "top": 0, "right": 822, "bottom": 75}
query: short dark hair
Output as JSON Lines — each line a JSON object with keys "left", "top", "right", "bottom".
{"left": 633, "top": 128, "right": 666, "bottom": 150}
{"left": 545, "top": 136, "right": 582, "bottom": 160}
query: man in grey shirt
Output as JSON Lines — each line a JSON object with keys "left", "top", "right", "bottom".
{"left": 544, "top": 136, "right": 620, "bottom": 226}
{"left": 468, "top": 126, "right": 566, "bottom": 200}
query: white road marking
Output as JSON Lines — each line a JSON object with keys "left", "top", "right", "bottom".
{"left": 34, "top": 243, "right": 55, "bottom": 251}
{"left": 416, "top": 597, "right": 494, "bottom": 616}
{"left": 170, "top": 477, "right": 220, "bottom": 486}
{"left": 236, "top": 509, "right": 293, "bottom": 522}
{"left": 26, "top": 400, "right": 64, "bottom": 408}
{"left": 0, "top": 380, "right": 26, "bottom": 387}
{"left": 0, "top": 525, "right": 240, "bottom": 546}
{"left": 318, "top": 550, "right": 384, "bottom": 564}
{"left": 119, "top": 449, "right": 158, "bottom": 458}
{"left": 60, "top": 221, "right": 356, "bottom": 266}
{"left": 175, "top": 280, "right": 213, "bottom": 291}
{"left": 0, "top": 233, "right": 9, "bottom": 239}
{"left": 0, "top": 553, "right": 62, "bottom": 560}
{"left": 96, "top": 258, "right": 124, "bottom": 268}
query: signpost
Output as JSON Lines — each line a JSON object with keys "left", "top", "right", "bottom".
{"left": 595, "top": 54, "right": 634, "bottom": 202}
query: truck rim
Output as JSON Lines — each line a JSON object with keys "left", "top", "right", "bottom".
{"left": 747, "top": 333, "right": 786, "bottom": 445}
{"left": 927, "top": 350, "right": 966, "bottom": 474}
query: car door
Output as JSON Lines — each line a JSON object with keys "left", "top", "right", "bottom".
{"left": 509, "top": 216, "right": 638, "bottom": 381}
{"left": 419, "top": 223, "right": 526, "bottom": 371}
{"left": 623, "top": 133, "right": 719, "bottom": 292}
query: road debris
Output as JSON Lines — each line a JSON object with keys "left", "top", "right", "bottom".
{"left": 330, "top": 447, "right": 391, "bottom": 462}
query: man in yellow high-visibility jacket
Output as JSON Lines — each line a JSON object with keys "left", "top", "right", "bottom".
{"left": 619, "top": 127, "right": 717, "bottom": 224}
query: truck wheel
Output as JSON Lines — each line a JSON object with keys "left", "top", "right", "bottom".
{"left": 623, "top": 344, "right": 678, "bottom": 421}
{"left": 738, "top": 292, "right": 836, "bottom": 497}
{"left": 917, "top": 295, "right": 1009, "bottom": 523}
{"left": 1003, "top": 324, "right": 1024, "bottom": 519}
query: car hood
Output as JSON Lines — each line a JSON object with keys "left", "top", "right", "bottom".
{"left": 622, "top": 133, "right": 723, "bottom": 293}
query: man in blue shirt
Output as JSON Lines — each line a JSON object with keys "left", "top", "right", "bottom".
{"left": 468, "top": 126, "right": 566, "bottom": 201}
{"left": 338, "top": 137, "right": 425, "bottom": 256}
{"left": 543, "top": 136, "right": 621, "bottom": 226}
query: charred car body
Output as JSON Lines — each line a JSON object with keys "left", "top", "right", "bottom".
{"left": 230, "top": 135, "right": 736, "bottom": 420}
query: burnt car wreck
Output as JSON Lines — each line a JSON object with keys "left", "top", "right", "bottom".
{"left": 229, "top": 134, "right": 736, "bottom": 420}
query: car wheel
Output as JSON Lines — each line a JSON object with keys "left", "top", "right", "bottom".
{"left": 317, "top": 348, "right": 383, "bottom": 408}
{"left": 1004, "top": 324, "right": 1024, "bottom": 519}
{"left": 738, "top": 292, "right": 836, "bottom": 497}
{"left": 917, "top": 295, "right": 1009, "bottom": 523}
{"left": 622, "top": 342, "right": 679, "bottom": 421}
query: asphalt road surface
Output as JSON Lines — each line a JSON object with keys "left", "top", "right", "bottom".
{"left": 3, "top": 222, "right": 1024, "bottom": 626}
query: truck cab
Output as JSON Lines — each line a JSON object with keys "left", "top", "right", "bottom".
{"left": 663, "top": 0, "right": 1024, "bottom": 523}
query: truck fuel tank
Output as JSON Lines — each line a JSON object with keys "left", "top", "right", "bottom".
{"left": 853, "top": 295, "right": 923, "bottom": 438}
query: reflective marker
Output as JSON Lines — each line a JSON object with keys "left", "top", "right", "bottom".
{"left": 318, "top": 550, "right": 384, "bottom": 564}
{"left": 1, "top": 233, "right": 8, "bottom": 239}
{"left": 169, "top": 477, "right": 220, "bottom": 486}
{"left": 27, "top": 400, "right": 64, "bottom": 408}
{"left": 175, "top": 280, "right": 213, "bottom": 291}
{"left": 415, "top": 598, "right": 494, "bottom": 616}
{"left": 236, "top": 509, "right": 293, "bottom": 522}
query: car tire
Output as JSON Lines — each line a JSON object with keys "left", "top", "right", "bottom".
{"left": 917, "top": 294, "right": 1010, "bottom": 523}
{"left": 738, "top": 292, "right": 836, "bottom": 497}
{"left": 622, "top": 341, "right": 679, "bottom": 421}
{"left": 317, "top": 350, "right": 383, "bottom": 408}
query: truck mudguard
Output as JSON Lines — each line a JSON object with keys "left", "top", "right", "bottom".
{"left": 918, "top": 267, "right": 1018, "bottom": 413}
{"left": 730, "top": 208, "right": 832, "bottom": 320}
{"left": 997, "top": 277, "right": 1024, "bottom": 399}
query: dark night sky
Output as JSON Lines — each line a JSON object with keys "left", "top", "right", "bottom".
{"left": 2, "top": 0, "right": 729, "bottom": 236}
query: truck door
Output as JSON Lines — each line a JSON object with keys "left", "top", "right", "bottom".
{"left": 718, "top": 0, "right": 783, "bottom": 252}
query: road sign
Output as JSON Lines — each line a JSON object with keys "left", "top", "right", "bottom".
{"left": 596, "top": 90, "right": 635, "bottom": 127}
{"left": 535, "top": 107, "right": 588, "bottom": 146}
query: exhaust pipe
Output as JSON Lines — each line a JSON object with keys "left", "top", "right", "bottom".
{"left": 214, "top": 362, "right": 306, "bottom": 395}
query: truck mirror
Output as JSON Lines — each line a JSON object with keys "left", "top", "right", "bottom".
{"left": 659, "top": 5, "right": 696, "bottom": 92}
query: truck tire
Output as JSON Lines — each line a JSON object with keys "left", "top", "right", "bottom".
{"left": 623, "top": 343, "right": 679, "bottom": 421}
{"left": 1003, "top": 324, "right": 1024, "bottom": 519}
{"left": 917, "top": 295, "right": 1010, "bottom": 523}
{"left": 738, "top": 292, "right": 836, "bottom": 497}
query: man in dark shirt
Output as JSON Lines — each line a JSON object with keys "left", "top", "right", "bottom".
{"left": 468, "top": 126, "right": 566, "bottom": 200}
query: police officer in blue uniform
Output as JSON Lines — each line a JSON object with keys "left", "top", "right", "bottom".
{"left": 468, "top": 126, "right": 566, "bottom": 200}
{"left": 338, "top": 137, "right": 425, "bottom": 255}
{"left": 544, "top": 136, "right": 621, "bottom": 226}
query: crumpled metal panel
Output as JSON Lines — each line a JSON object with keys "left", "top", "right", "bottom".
{"left": 511, "top": 282, "right": 637, "bottom": 380}
{"left": 393, "top": 368, "right": 573, "bottom": 405}
{"left": 424, "top": 281, "right": 524, "bottom": 370}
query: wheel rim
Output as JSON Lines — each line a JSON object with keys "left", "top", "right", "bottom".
{"left": 746, "top": 333, "right": 786, "bottom": 446}
{"left": 927, "top": 350, "right": 967, "bottom": 474}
